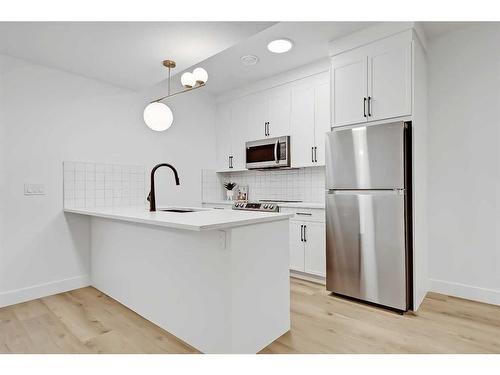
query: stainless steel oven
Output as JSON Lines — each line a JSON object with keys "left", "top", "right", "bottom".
{"left": 245, "top": 136, "right": 290, "bottom": 169}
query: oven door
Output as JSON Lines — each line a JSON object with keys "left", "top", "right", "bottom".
{"left": 246, "top": 136, "right": 290, "bottom": 169}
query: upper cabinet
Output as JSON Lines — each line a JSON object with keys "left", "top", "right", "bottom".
{"left": 215, "top": 65, "right": 329, "bottom": 171}
{"left": 331, "top": 34, "right": 412, "bottom": 127}
{"left": 215, "top": 105, "right": 233, "bottom": 171}
{"left": 331, "top": 53, "right": 368, "bottom": 127}
{"left": 290, "top": 71, "right": 330, "bottom": 168}
{"left": 266, "top": 86, "right": 292, "bottom": 138}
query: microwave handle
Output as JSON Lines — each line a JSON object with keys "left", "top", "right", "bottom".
{"left": 274, "top": 140, "right": 279, "bottom": 163}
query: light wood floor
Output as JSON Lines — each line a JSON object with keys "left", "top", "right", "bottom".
{"left": 1, "top": 278, "right": 499, "bottom": 354}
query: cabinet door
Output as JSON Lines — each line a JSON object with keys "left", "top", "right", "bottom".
{"left": 304, "top": 222, "right": 326, "bottom": 277}
{"left": 230, "top": 98, "right": 250, "bottom": 170}
{"left": 368, "top": 42, "right": 412, "bottom": 121}
{"left": 266, "top": 86, "right": 291, "bottom": 137}
{"left": 290, "top": 85, "right": 315, "bottom": 168}
{"left": 331, "top": 54, "right": 368, "bottom": 127}
{"left": 246, "top": 93, "right": 267, "bottom": 141}
{"left": 289, "top": 221, "right": 305, "bottom": 272}
{"left": 313, "top": 81, "right": 331, "bottom": 166}
{"left": 215, "top": 104, "right": 232, "bottom": 171}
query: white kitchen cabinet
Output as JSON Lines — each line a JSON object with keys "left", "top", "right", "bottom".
{"left": 313, "top": 81, "right": 331, "bottom": 166}
{"left": 290, "top": 85, "right": 315, "bottom": 167}
{"left": 290, "top": 71, "right": 330, "bottom": 167}
{"left": 215, "top": 104, "right": 233, "bottom": 171}
{"left": 331, "top": 34, "right": 412, "bottom": 127}
{"left": 288, "top": 219, "right": 326, "bottom": 278}
{"left": 331, "top": 53, "right": 368, "bottom": 127}
{"left": 230, "top": 97, "right": 250, "bottom": 170}
{"left": 289, "top": 220, "right": 306, "bottom": 272}
{"left": 368, "top": 41, "right": 412, "bottom": 121}
{"left": 266, "top": 86, "right": 291, "bottom": 138}
{"left": 303, "top": 222, "right": 326, "bottom": 277}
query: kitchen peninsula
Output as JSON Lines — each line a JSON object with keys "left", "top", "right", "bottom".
{"left": 65, "top": 206, "right": 292, "bottom": 353}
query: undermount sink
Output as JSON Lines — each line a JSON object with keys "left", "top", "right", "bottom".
{"left": 158, "top": 208, "right": 200, "bottom": 213}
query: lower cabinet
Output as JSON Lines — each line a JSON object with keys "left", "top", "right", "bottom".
{"left": 289, "top": 219, "right": 326, "bottom": 278}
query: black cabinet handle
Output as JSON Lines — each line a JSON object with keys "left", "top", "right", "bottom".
{"left": 311, "top": 147, "right": 314, "bottom": 163}
{"left": 303, "top": 225, "right": 307, "bottom": 242}
{"left": 264, "top": 122, "right": 267, "bottom": 136}
{"left": 363, "top": 97, "right": 367, "bottom": 117}
{"left": 267, "top": 122, "right": 270, "bottom": 136}
{"left": 368, "top": 96, "right": 372, "bottom": 117}
{"left": 229, "top": 156, "right": 233, "bottom": 169}
{"left": 314, "top": 146, "right": 317, "bottom": 162}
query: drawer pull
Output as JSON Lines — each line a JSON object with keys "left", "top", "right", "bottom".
{"left": 296, "top": 212, "right": 312, "bottom": 216}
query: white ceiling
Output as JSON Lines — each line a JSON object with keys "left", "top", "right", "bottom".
{"left": 0, "top": 22, "right": 275, "bottom": 90}
{"left": 191, "top": 22, "right": 376, "bottom": 94}
{"left": 0, "top": 21, "right": 488, "bottom": 95}
{"left": 421, "top": 21, "right": 484, "bottom": 40}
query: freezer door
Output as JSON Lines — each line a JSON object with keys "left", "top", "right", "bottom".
{"left": 325, "top": 122, "right": 405, "bottom": 189}
{"left": 326, "top": 190, "right": 407, "bottom": 310}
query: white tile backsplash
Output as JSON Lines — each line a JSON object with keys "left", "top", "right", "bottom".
{"left": 63, "top": 161, "right": 146, "bottom": 209}
{"left": 201, "top": 166, "right": 325, "bottom": 203}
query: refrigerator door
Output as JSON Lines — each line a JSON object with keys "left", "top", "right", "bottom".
{"left": 325, "top": 122, "right": 405, "bottom": 189}
{"left": 326, "top": 190, "right": 407, "bottom": 310}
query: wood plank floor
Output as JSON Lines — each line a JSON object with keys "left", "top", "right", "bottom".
{"left": 1, "top": 278, "right": 499, "bottom": 354}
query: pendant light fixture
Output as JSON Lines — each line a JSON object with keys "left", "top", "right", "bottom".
{"left": 143, "top": 59, "right": 208, "bottom": 132}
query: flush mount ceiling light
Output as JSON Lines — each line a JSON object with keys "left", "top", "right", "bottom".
{"left": 240, "top": 55, "right": 259, "bottom": 66}
{"left": 267, "top": 38, "right": 294, "bottom": 54}
{"left": 143, "top": 59, "right": 208, "bottom": 132}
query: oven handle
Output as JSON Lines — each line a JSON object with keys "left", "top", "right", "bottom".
{"left": 274, "top": 140, "right": 279, "bottom": 163}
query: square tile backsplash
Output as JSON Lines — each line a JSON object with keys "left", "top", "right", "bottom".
{"left": 63, "top": 161, "right": 146, "bottom": 209}
{"left": 202, "top": 166, "right": 325, "bottom": 203}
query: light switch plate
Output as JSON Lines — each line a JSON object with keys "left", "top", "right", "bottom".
{"left": 24, "top": 183, "right": 45, "bottom": 195}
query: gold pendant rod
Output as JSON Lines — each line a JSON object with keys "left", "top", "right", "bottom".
{"left": 150, "top": 83, "right": 206, "bottom": 104}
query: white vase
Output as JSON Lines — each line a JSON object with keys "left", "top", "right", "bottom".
{"left": 226, "top": 190, "right": 234, "bottom": 201}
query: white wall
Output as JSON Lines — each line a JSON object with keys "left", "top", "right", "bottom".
{"left": 0, "top": 54, "right": 216, "bottom": 306}
{"left": 427, "top": 24, "right": 500, "bottom": 305}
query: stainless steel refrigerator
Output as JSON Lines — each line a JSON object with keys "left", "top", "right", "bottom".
{"left": 325, "top": 121, "right": 412, "bottom": 312}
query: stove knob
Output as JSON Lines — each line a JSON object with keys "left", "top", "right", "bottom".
{"left": 269, "top": 204, "right": 274, "bottom": 210}
{"left": 264, "top": 204, "right": 268, "bottom": 209}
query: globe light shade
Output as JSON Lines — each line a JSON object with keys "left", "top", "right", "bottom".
{"left": 143, "top": 102, "right": 173, "bottom": 132}
{"left": 181, "top": 72, "right": 196, "bottom": 88}
{"left": 193, "top": 67, "right": 208, "bottom": 84}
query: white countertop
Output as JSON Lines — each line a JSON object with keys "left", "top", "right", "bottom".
{"left": 202, "top": 200, "right": 326, "bottom": 209}
{"left": 64, "top": 206, "right": 293, "bottom": 231}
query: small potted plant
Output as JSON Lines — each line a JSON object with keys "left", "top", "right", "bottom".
{"left": 224, "top": 182, "right": 237, "bottom": 201}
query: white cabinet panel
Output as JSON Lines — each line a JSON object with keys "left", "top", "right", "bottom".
{"left": 246, "top": 93, "right": 267, "bottom": 141}
{"left": 230, "top": 98, "right": 249, "bottom": 170}
{"left": 266, "top": 86, "right": 291, "bottom": 137}
{"left": 331, "top": 55, "right": 367, "bottom": 127}
{"left": 215, "top": 105, "right": 232, "bottom": 171}
{"left": 289, "top": 220, "right": 305, "bottom": 272}
{"left": 304, "top": 222, "right": 326, "bottom": 277}
{"left": 368, "top": 42, "right": 412, "bottom": 121}
{"left": 314, "top": 81, "right": 331, "bottom": 166}
{"left": 291, "top": 85, "right": 315, "bottom": 168}
{"left": 290, "top": 71, "right": 330, "bottom": 168}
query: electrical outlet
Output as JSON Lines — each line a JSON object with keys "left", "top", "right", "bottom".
{"left": 24, "top": 184, "right": 45, "bottom": 195}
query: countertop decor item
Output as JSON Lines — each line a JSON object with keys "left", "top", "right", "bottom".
{"left": 236, "top": 185, "right": 249, "bottom": 202}
{"left": 224, "top": 182, "right": 237, "bottom": 201}
{"left": 143, "top": 59, "right": 208, "bottom": 132}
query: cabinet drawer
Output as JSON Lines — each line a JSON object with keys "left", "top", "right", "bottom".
{"left": 280, "top": 207, "right": 325, "bottom": 222}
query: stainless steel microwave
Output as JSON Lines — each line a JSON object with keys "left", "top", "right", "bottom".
{"left": 245, "top": 136, "right": 290, "bottom": 169}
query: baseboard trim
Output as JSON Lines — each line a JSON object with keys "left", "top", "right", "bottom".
{"left": 429, "top": 278, "right": 500, "bottom": 306}
{"left": 0, "top": 275, "right": 91, "bottom": 308}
